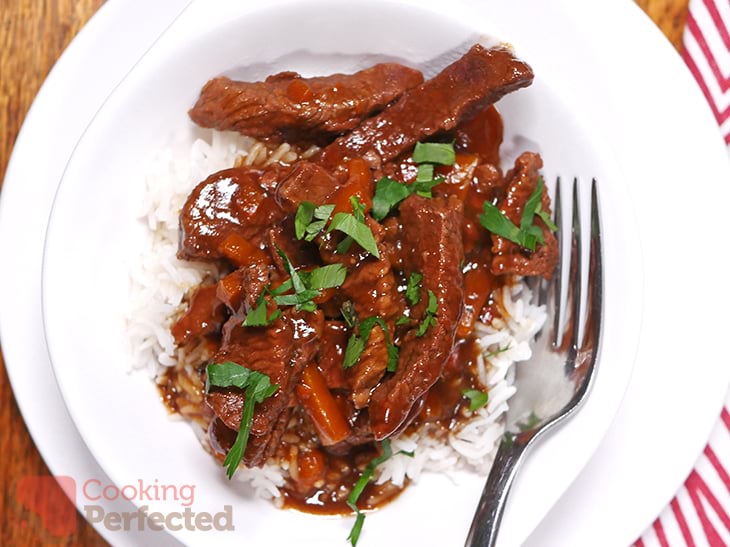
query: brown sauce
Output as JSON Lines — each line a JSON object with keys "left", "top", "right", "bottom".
{"left": 164, "top": 105, "right": 512, "bottom": 516}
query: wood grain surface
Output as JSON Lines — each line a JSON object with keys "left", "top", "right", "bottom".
{"left": 0, "top": 0, "right": 690, "bottom": 545}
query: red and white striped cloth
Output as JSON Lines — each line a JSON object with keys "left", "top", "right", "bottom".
{"left": 636, "top": 1, "right": 730, "bottom": 545}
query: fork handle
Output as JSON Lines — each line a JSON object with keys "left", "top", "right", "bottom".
{"left": 465, "top": 439, "right": 528, "bottom": 547}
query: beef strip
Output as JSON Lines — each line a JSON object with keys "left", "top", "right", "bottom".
{"left": 340, "top": 259, "right": 404, "bottom": 408}
{"left": 171, "top": 285, "right": 226, "bottom": 346}
{"left": 489, "top": 152, "right": 558, "bottom": 278}
{"left": 368, "top": 195, "right": 465, "bottom": 440}
{"left": 316, "top": 45, "right": 534, "bottom": 171}
{"left": 178, "top": 166, "right": 289, "bottom": 262}
{"left": 317, "top": 321, "right": 349, "bottom": 390}
{"left": 188, "top": 64, "right": 424, "bottom": 146}
{"left": 206, "top": 309, "right": 323, "bottom": 467}
{"left": 275, "top": 161, "right": 343, "bottom": 213}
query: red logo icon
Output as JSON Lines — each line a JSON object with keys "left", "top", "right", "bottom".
{"left": 15, "top": 475, "right": 77, "bottom": 539}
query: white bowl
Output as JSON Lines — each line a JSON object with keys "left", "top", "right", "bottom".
{"left": 42, "top": 0, "right": 642, "bottom": 545}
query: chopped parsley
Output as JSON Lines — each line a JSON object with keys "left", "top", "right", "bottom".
{"left": 371, "top": 141, "right": 455, "bottom": 221}
{"left": 462, "top": 388, "right": 489, "bottom": 411}
{"left": 517, "top": 412, "right": 541, "bottom": 432}
{"left": 294, "top": 202, "right": 335, "bottom": 241}
{"left": 395, "top": 315, "right": 410, "bottom": 326}
{"left": 205, "top": 362, "right": 278, "bottom": 479}
{"left": 415, "top": 290, "right": 438, "bottom": 337}
{"left": 479, "top": 177, "right": 555, "bottom": 251}
{"left": 242, "top": 249, "right": 346, "bottom": 325}
{"left": 242, "top": 295, "right": 282, "bottom": 326}
{"left": 485, "top": 344, "right": 512, "bottom": 359}
{"left": 347, "top": 440, "right": 414, "bottom": 546}
{"left": 412, "top": 141, "right": 456, "bottom": 165}
{"left": 405, "top": 272, "right": 423, "bottom": 306}
{"left": 328, "top": 196, "right": 380, "bottom": 257}
{"left": 343, "top": 315, "right": 398, "bottom": 372}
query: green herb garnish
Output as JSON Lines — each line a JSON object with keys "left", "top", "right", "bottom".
{"left": 395, "top": 315, "right": 410, "bottom": 326}
{"left": 415, "top": 290, "right": 438, "bottom": 337}
{"left": 343, "top": 316, "right": 398, "bottom": 372}
{"left": 371, "top": 177, "right": 412, "bottom": 221}
{"left": 405, "top": 272, "right": 423, "bottom": 306}
{"left": 294, "top": 202, "right": 335, "bottom": 241}
{"left": 462, "top": 388, "right": 489, "bottom": 411}
{"left": 518, "top": 412, "right": 541, "bottom": 432}
{"left": 244, "top": 249, "right": 346, "bottom": 323}
{"left": 370, "top": 141, "right": 454, "bottom": 220}
{"left": 479, "top": 178, "right": 551, "bottom": 252}
{"left": 346, "top": 440, "right": 414, "bottom": 546}
{"left": 242, "top": 295, "right": 282, "bottom": 327}
{"left": 205, "top": 362, "right": 278, "bottom": 479}
{"left": 328, "top": 196, "right": 380, "bottom": 257}
{"left": 412, "top": 142, "right": 456, "bottom": 165}
{"left": 536, "top": 204, "right": 558, "bottom": 232}
{"left": 485, "top": 344, "right": 512, "bottom": 359}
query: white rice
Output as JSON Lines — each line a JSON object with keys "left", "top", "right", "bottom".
{"left": 126, "top": 131, "right": 546, "bottom": 498}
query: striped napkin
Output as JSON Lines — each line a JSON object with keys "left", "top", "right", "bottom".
{"left": 636, "top": 1, "right": 730, "bottom": 545}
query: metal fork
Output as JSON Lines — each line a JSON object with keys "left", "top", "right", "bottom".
{"left": 465, "top": 178, "right": 603, "bottom": 547}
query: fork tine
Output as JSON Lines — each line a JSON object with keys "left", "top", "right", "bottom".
{"left": 546, "top": 177, "right": 562, "bottom": 344}
{"left": 579, "top": 179, "right": 603, "bottom": 355}
{"left": 559, "top": 179, "right": 581, "bottom": 357}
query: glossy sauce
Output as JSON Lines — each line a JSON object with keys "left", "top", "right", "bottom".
{"left": 169, "top": 103, "right": 512, "bottom": 516}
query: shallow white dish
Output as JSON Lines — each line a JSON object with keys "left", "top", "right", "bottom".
{"left": 40, "top": 1, "right": 641, "bottom": 546}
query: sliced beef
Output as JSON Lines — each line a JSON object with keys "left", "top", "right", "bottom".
{"left": 189, "top": 64, "right": 424, "bottom": 146}
{"left": 489, "top": 152, "right": 558, "bottom": 278}
{"left": 178, "top": 166, "right": 289, "bottom": 262}
{"left": 316, "top": 45, "right": 534, "bottom": 170}
{"left": 275, "top": 161, "right": 343, "bottom": 213}
{"left": 206, "top": 310, "right": 323, "bottom": 467}
{"left": 368, "top": 195, "right": 465, "bottom": 440}
{"left": 266, "top": 218, "right": 321, "bottom": 276}
{"left": 340, "top": 259, "right": 403, "bottom": 408}
{"left": 171, "top": 285, "right": 226, "bottom": 346}
{"left": 317, "top": 321, "right": 349, "bottom": 390}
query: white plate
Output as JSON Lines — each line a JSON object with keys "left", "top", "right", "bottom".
{"left": 40, "top": 1, "right": 641, "bottom": 546}
{"left": 0, "top": 2, "right": 727, "bottom": 547}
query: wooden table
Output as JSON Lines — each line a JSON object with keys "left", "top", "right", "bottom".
{"left": 0, "top": 0, "right": 690, "bottom": 545}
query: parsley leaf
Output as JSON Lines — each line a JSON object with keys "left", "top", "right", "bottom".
{"left": 328, "top": 213, "right": 380, "bottom": 258}
{"left": 416, "top": 163, "right": 434, "bottom": 183}
{"left": 536, "top": 204, "right": 558, "bottom": 232}
{"left": 405, "top": 272, "right": 423, "bottom": 306}
{"left": 295, "top": 202, "right": 335, "bottom": 241}
{"left": 371, "top": 177, "right": 412, "bottom": 221}
{"left": 411, "top": 176, "right": 444, "bottom": 198}
{"left": 248, "top": 249, "right": 346, "bottom": 321}
{"left": 462, "top": 388, "right": 489, "bottom": 411}
{"left": 415, "top": 290, "right": 438, "bottom": 337}
{"left": 371, "top": 142, "right": 454, "bottom": 221}
{"left": 294, "top": 201, "right": 314, "bottom": 240}
{"left": 308, "top": 263, "right": 347, "bottom": 290}
{"left": 242, "top": 296, "right": 282, "bottom": 327}
{"left": 479, "top": 178, "right": 549, "bottom": 252}
{"left": 518, "top": 412, "right": 541, "bottom": 432}
{"left": 271, "top": 248, "right": 346, "bottom": 312}
{"left": 343, "top": 316, "right": 399, "bottom": 372}
{"left": 205, "top": 362, "right": 278, "bottom": 479}
{"left": 485, "top": 344, "right": 512, "bottom": 359}
{"left": 412, "top": 142, "right": 456, "bottom": 165}
{"left": 346, "top": 440, "right": 414, "bottom": 546}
